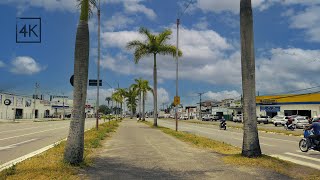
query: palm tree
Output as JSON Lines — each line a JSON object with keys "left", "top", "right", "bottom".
{"left": 131, "top": 78, "right": 144, "bottom": 120}
{"left": 116, "top": 88, "right": 127, "bottom": 117}
{"left": 64, "top": 0, "right": 96, "bottom": 164}
{"left": 105, "top": 97, "right": 112, "bottom": 108}
{"left": 240, "top": 0, "right": 261, "bottom": 157}
{"left": 125, "top": 87, "right": 138, "bottom": 119}
{"left": 141, "top": 80, "right": 153, "bottom": 121}
{"left": 127, "top": 27, "right": 182, "bottom": 126}
{"left": 112, "top": 88, "right": 126, "bottom": 119}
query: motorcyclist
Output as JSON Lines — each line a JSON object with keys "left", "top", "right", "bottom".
{"left": 220, "top": 117, "right": 226, "bottom": 126}
{"left": 286, "top": 117, "right": 294, "bottom": 129}
{"left": 305, "top": 119, "right": 320, "bottom": 147}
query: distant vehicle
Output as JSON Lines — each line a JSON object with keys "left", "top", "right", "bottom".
{"left": 272, "top": 115, "right": 289, "bottom": 126}
{"left": 233, "top": 114, "right": 243, "bottom": 123}
{"left": 257, "top": 115, "right": 271, "bottom": 124}
{"left": 179, "top": 115, "right": 188, "bottom": 120}
{"left": 202, "top": 114, "right": 215, "bottom": 121}
{"left": 293, "top": 116, "right": 309, "bottom": 129}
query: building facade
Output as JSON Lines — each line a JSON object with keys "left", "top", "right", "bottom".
{"left": 256, "top": 93, "right": 320, "bottom": 118}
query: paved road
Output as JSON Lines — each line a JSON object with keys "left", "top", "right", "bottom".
{"left": 84, "top": 119, "right": 289, "bottom": 180}
{"left": 0, "top": 118, "right": 100, "bottom": 166}
{"left": 146, "top": 118, "right": 320, "bottom": 170}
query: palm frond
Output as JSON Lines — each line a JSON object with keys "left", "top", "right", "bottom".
{"left": 157, "top": 29, "right": 172, "bottom": 45}
{"left": 77, "top": 0, "right": 97, "bottom": 21}
{"left": 133, "top": 45, "right": 150, "bottom": 63}
{"left": 158, "top": 45, "right": 183, "bottom": 57}
{"left": 139, "top": 27, "right": 155, "bottom": 42}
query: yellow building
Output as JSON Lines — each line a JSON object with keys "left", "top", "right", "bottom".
{"left": 256, "top": 93, "right": 320, "bottom": 118}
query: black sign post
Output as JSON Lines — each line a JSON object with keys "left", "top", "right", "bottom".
{"left": 89, "top": 79, "right": 102, "bottom": 86}
{"left": 70, "top": 75, "right": 74, "bottom": 87}
{"left": 4, "top": 99, "right": 11, "bottom": 120}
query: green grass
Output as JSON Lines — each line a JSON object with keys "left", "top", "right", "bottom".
{"left": 162, "top": 118, "right": 302, "bottom": 137}
{"left": 142, "top": 121, "right": 320, "bottom": 180}
{"left": 0, "top": 120, "right": 119, "bottom": 180}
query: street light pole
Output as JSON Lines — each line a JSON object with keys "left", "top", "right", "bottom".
{"left": 96, "top": 0, "right": 101, "bottom": 130}
{"left": 175, "top": 18, "right": 180, "bottom": 132}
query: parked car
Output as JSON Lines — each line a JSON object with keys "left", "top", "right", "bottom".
{"left": 257, "top": 115, "right": 271, "bottom": 124}
{"left": 272, "top": 115, "right": 289, "bottom": 126}
{"left": 293, "top": 116, "right": 309, "bottom": 129}
{"left": 202, "top": 114, "right": 215, "bottom": 121}
{"left": 179, "top": 115, "right": 188, "bottom": 120}
{"left": 233, "top": 114, "right": 243, "bottom": 123}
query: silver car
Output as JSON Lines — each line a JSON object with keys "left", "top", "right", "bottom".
{"left": 293, "top": 116, "right": 309, "bottom": 129}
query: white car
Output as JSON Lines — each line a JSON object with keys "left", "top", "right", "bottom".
{"left": 233, "top": 114, "right": 243, "bottom": 123}
{"left": 179, "top": 115, "right": 188, "bottom": 120}
{"left": 272, "top": 115, "right": 289, "bottom": 126}
{"left": 257, "top": 115, "right": 271, "bottom": 124}
{"left": 293, "top": 116, "right": 309, "bottom": 129}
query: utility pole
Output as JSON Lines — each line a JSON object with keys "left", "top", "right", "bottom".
{"left": 33, "top": 82, "right": 39, "bottom": 119}
{"left": 175, "top": 0, "right": 194, "bottom": 132}
{"left": 62, "top": 93, "right": 65, "bottom": 120}
{"left": 175, "top": 18, "right": 180, "bottom": 132}
{"left": 198, "top": 92, "right": 205, "bottom": 120}
{"left": 96, "top": 0, "right": 101, "bottom": 130}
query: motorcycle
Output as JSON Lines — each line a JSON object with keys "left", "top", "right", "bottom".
{"left": 220, "top": 121, "right": 227, "bottom": 130}
{"left": 299, "top": 130, "right": 320, "bottom": 152}
{"left": 284, "top": 123, "right": 296, "bottom": 131}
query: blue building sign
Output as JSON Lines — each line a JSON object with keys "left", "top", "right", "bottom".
{"left": 260, "top": 106, "right": 280, "bottom": 112}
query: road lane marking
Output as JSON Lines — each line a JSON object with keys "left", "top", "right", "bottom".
{"left": 285, "top": 152, "right": 320, "bottom": 163}
{"left": 0, "top": 125, "right": 94, "bottom": 172}
{"left": 0, "top": 126, "right": 66, "bottom": 141}
{"left": 260, "top": 143, "right": 275, "bottom": 147}
{"left": 0, "top": 126, "right": 50, "bottom": 134}
{"left": 271, "top": 154, "right": 320, "bottom": 170}
{"left": 0, "top": 139, "right": 38, "bottom": 150}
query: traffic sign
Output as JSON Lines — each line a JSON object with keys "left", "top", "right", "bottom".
{"left": 4, "top": 99, "right": 11, "bottom": 106}
{"left": 174, "top": 96, "right": 180, "bottom": 106}
{"left": 70, "top": 75, "right": 74, "bottom": 87}
{"left": 89, "top": 79, "right": 102, "bottom": 86}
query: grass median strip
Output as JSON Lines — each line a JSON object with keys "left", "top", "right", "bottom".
{"left": 163, "top": 118, "right": 302, "bottom": 137}
{"left": 0, "top": 120, "right": 119, "bottom": 180}
{"left": 142, "top": 121, "right": 320, "bottom": 180}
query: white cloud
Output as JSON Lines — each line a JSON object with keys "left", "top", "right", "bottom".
{"left": 86, "top": 88, "right": 115, "bottom": 106}
{"left": 256, "top": 48, "right": 320, "bottom": 94}
{"left": 104, "top": 13, "right": 135, "bottom": 31}
{"left": 287, "top": 6, "right": 320, "bottom": 42}
{"left": 123, "top": 1, "right": 156, "bottom": 20}
{"left": 145, "top": 87, "right": 170, "bottom": 111}
{"left": 195, "top": 0, "right": 320, "bottom": 14}
{"left": 0, "top": 0, "right": 77, "bottom": 12}
{"left": 204, "top": 90, "right": 241, "bottom": 101}
{"left": 10, "top": 56, "right": 46, "bottom": 75}
{"left": 0, "top": 61, "right": 5, "bottom": 67}
{"left": 193, "top": 17, "right": 209, "bottom": 30}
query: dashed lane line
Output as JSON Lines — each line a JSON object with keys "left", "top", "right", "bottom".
{"left": 0, "top": 126, "right": 66, "bottom": 141}
{"left": 271, "top": 154, "right": 320, "bottom": 170}
{"left": 285, "top": 152, "right": 320, "bottom": 163}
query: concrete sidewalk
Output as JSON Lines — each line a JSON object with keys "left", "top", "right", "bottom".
{"left": 82, "top": 119, "right": 291, "bottom": 180}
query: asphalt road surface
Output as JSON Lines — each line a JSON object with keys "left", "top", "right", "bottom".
{"left": 146, "top": 118, "right": 320, "bottom": 170}
{"left": 0, "top": 118, "right": 100, "bottom": 166}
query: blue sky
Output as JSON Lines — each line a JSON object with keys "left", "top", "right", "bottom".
{"left": 0, "top": 0, "right": 320, "bottom": 110}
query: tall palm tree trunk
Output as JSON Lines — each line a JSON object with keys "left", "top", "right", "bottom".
{"left": 240, "top": 0, "right": 261, "bottom": 157}
{"left": 153, "top": 53, "right": 158, "bottom": 126}
{"left": 142, "top": 92, "right": 146, "bottom": 121}
{"left": 64, "top": 20, "right": 89, "bottom": 164}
